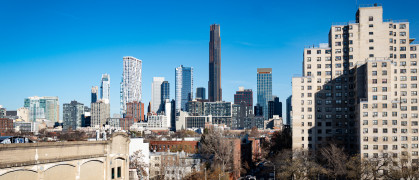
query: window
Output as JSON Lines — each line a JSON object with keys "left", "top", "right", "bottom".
{"left": 400, "top": 24, "right": 406, "bottom": 29}
{"left": 317, "top": 50, "right": 321, "bottom": 54}
{"left": 369, "top": 16, "right": 374, "bottom": 21}
{"left": 112, "top": 168, "right": 115, "bottom": 179}
{"left": 369, "top": 32, "right": 374, "bottom": 35}
{"left": 369, "top": 46, "right": 374, "bottom": 50}
{"left": 369, "top": 39, "right": 374, "bottom": 43}
{"left": 335, "top": 27, "right": 341, "bottom": 31}
{"left": 369, "top": 24, "right": 374, "bottom": 27}
{"left": 117, "top": 167, "right": 121, "bottom": 178}
{"left": 307, "top": 50, "right": 311, "bottom": 54}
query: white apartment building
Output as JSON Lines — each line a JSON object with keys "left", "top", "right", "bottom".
{"left": 121, "top": 56, "right": 142, "bottom": 115}
{"left": 292, "top": 4, "right": 419, "bottom": 166}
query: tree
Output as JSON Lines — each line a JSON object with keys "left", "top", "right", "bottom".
{"left": 318, "top": 144, "right": 349, "bottom": 179}
{"left": 129, "top": 149, "right": 148, "bottom": 179}
{"left": 199, "top": 128, "right": 234, "bottom": 174}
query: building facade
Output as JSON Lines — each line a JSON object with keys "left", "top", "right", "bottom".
{"left": 160, "top": 81, "right": 170, "bottom": 112}
{"left": 0, "top": 133, "right": 130, "bottom": 180}
{"left": 234, "top": 87, "right": 253, "bottom": 109}
{"left": 63, "top": 100, "right": 85, "bottom": 130}
{"left": 175, "top": 65, "right": 193, "bottom": 112}
{"left": 292, "top": 4, "right": 419, "bottom": 165}
{"left": 196, "top": 87, "right": 206, "bottom": 100}
{"left": 121, "top": 56, "right": 142, "bottom": 115}
{"left": 91, "top": 86, "right": 98, "bottom": 103}
{"left": 24, "top": 96, "right": 59, "bottom": 123}
{"left": 151, "top": 77, "right": 165, "bottom": 113}
{"left": 100, "top": 74, "right": 110, "bottom": 103}
{"left": 91, "top": 100, "right": 110, "bottom": 128}
{"left": 208, "top": 24, "right": 222, "bottom": 102}
{"left": 286, "top": 95, "right": 292, "bottom": 126}
{"left": 257, "top": 68, "right": 272, "bottom": 120}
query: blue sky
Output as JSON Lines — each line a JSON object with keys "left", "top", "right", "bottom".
{"left": 0, "top": 0, "right": 418, "bottom": 118}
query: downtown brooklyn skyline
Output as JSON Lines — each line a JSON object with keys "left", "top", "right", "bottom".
{"left": 1, "top": 0, "right": 418, "bottom": 116}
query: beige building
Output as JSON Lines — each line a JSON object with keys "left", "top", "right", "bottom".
{"left": 91, "top": 100, "right": 111, "bottom": 128}
{"left": 0, "top": 133, "right": 130, "bottom": 180}
{"left": 292, "top": 4, "right": 419, "bottom": 165}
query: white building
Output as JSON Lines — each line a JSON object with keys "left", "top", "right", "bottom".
{"left": 121, "top": 56, "right": 142, "bottom": 115}
{"left": 101, "top": 73, "right": 110, "bottom": 102}
{"left": 151, "top": 77, "right": 165, "bottom": 113}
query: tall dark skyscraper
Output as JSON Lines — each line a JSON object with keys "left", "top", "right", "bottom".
{"left": 273, "top": 96, "right": 282, "bottom": 117}
{"left": 196, "top": 87, "right": 206, "bottom": 100}
{"left": 208, "top": 24, "right": 222, "bottom": 102}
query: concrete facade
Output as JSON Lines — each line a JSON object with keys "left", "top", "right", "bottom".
{"left": 0, "top": 133, "right": 130, "bottom": 180}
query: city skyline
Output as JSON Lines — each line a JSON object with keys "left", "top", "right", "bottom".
{"left": 1, "top": 0, "right": 418, "bottom": 118}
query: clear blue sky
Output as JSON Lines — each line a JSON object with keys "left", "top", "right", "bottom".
{"left": 0, "top": 0, "right": 418, "bottom": 119}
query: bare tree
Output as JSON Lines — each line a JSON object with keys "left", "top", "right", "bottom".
{"left": 199, "top": 128, "right": 234, "bottom": 173}
{"left": 318, "top": 144, "right": 348, "bottom": 179}
{"left": 129, "top": 149, "right": 148, "bottom": 179}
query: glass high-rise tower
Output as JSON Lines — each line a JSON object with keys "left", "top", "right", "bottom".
{"left": 160, "top": 81, "right": 170, "bottom": 112}
{"left": 208, "top": 24, "right": 222, "bottom": 102}
{"left": 151, "top": 77, "right": 164, "bottom": 113}
{"left": 100, "top": 74, "right": 110, "bottom": 103}
{"left": 257, "top": 68, "right": 272, "bottom": 120}
{"left": 175, "top": 65, "right": 193, "bottom": 112}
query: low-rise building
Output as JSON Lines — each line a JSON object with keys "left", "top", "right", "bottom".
{"left": 149, "top": 151, "right": 201, "bottom": 180}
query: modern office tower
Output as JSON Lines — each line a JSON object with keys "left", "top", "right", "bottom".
{"left": 273, "top": 96, "right": 282, "bottom": 117}
{"left": 254, "top": 103, "right": 263, "bottom": 117}
{"left": 257, "top": 68, "right": 273, "bottom": 120}
{"left": 234, "top": 87, "right": 253, "bottom": 109}
{"left": 160, "top": 81, "right": 170, "bottom": 112}
{"left": 208, "top": 24, "right": 222, "bottom": 102}
{"left": 82, "top": 112, "right": 91, "bottom": 127}
{"left": 63, "top": 101, "right": 85, "bottom": 130}
{"left": 196, "top": 87, "right": 206, "bottom": 100}
{"left": 24, "top": 96, "right": 59, "bottom": 123}
{"left": 286, "top": 95, "right": 292, "bottom": 126}
{"left": 175, "top": 65, "right": 193, "bottom": 112}
{"left": 100, "top": 74, "right": 110, "bottom": 103}
{"left": 151, "top": 77, "right": 165, "bottom": 113}
{"left": 91, "top": 86, "right": 98, "bottom": 103}
{"left": 125, "top": 101, "right": 144, "bottom": 122}
{"left": 91, "top": 100, "right": 110, "bottom": 127}
{"left": 121, "top": 56, "right": 142, "bottom": 115}
{"left": 292, "top": 4, "right": 419, "bottom": 160}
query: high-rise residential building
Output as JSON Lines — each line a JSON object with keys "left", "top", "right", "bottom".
{"left": 208, "top": 24, "right": 222, "bottom": 102}
{"left": 63, "top": 101, "right": 85, "bottom": 130}
{"left": 292, "top": 4, "right": 419, "bottom": 161}
{"left": 273, "top": 96, "right": 282, "bottom": 117}
{"left": 196, "top": 87, "right": 206, "bottom": 100}
{"left": 24, "top": 96, "right": 59, "bottom": 123}
{"left": 234, "top": 87, "right": 253, "bottom": 109}
{"left": 125, "top": 101, "right": 144, "bottom": 122}
{"left": 151, "top": 77, "right": 165, "bottom": 113}
{"left": 160, "top": 81, "right": 170, "bottom": 112}
{"left": 286, "top": 95, "right": 292, "bottom": 126}
{"left": 100, "top": 74, "right": 110, "bottom": 103}
{"left": 91, "top": 100, "right": 110, "bottom": 127}
{"left": 121, "top": 56, "right": 142, "bottom": 115}
{"left": 91, "top": 86, "right": 98, "bottom": 103}
{"left": 175, "top": 65, "right": 193, "bottom": 112}
{"left": 257, "top": 68, "right": 272, "bottom": 120}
